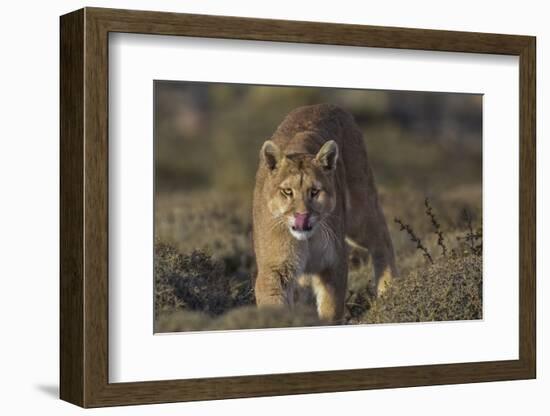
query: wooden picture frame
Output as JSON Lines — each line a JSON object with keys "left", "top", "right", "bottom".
{"left": 60, "top": 7, "right": 536, "bottom": 408}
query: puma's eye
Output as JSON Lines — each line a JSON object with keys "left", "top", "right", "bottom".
{"left": 310, "top": 188, "right": 320, "bottom": 198}
{"left": 281, "top": 188, "right": 293, "bottom": 197}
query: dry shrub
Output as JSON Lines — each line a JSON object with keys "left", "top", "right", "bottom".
{"left": 155, "top": 242, "right": 253, "bottom": 320}
{"left": 155, "top": 241, "right": 187, "bottom": 317}
{"left": 155, "top": 243, "right": 229, "bottom": 316}
{"left": 365, "top": 254, "right": 482, "bottom": 323}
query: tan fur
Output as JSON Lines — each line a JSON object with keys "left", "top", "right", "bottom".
{"left": 252, "top": 104, "right": 398, "bottom": 323}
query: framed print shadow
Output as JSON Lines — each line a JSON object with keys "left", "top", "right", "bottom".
{"left": 60, "top": 7, "right": 536, "bottom": 408}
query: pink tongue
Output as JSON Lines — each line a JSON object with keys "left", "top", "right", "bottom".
{"left": 294, "top": 213, "right": 310, "bottom": 231}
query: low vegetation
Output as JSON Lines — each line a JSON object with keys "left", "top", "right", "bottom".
{"left": 154, "top": 188, "right": 482, "bottom": 332}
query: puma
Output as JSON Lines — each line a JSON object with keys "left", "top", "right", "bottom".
{"left": 252, "top": 104, "right": 397, "bottom": 323}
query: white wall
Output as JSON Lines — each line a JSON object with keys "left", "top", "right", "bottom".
{"left": 0, "top": 0, "right": 545, "bottom": 414}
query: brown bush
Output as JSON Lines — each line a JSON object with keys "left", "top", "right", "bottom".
{"left": 154, "top": 243, "right": 247, "bottom": 319}
{"left": 364, "top": 254, "right": 482, "bottom": 323}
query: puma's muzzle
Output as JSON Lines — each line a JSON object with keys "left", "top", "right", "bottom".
{"left": 293, "top": 212, "right": 312, "bottom": 231}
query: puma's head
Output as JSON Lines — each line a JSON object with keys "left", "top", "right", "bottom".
{"left": 260, "top": 140, "right": 339, "bottom": 240}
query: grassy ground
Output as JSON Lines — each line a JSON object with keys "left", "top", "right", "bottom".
{"left": 154, "top": 185, "right": 482, "bottom": 332}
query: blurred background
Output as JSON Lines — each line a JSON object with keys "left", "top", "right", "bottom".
{"left": 155, "top": 81, "right": 482, "bottom": 193}
{"left": 154, "top": 81, "right": 483, "bottom": 331}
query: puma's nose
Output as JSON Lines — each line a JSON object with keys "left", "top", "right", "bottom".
{"left": 293, "top": 212, "right": 311, "bottom": 231}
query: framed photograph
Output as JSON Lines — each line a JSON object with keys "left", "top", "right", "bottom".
{"left": 60, "top": 7, "right": 536, "bottom": 408}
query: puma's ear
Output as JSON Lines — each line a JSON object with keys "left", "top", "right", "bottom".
{"left": 260, "top": 140, "right": 282, "bottom": 171}
{"left": 315, "top": 140, "right": 339, "bottom": 171}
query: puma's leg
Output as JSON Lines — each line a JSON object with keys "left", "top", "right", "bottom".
{"left": 255, "top": 265, "right": 296, "bottom": 307}
{"left": 311, "top": 266, "right": 347, "bottom": 324}
{"left": 346, "top": 180, "right": 398, "bottom": 296}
